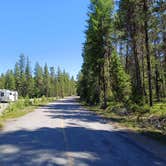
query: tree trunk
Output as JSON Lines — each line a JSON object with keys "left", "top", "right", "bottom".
{"left": 141, "top": 46, "right": 147, "bottom": 97}
{"left": 162, "top": 21, "right": 166, "bottom": 97}
{"left": 144, "top": 0, "right": 153, "bottom": 106}
{"left": 154, "top": 46, "right": 160, "bottom": 101}
{"left": 131, "top": 22, "right": 143, "bottom": 101}
{"left": 125, "top": 40, "right": 130, "bottom": 74}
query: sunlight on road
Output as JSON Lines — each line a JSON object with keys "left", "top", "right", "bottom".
{"left": 0, "top": 145, "right": 20, "bottom": 154}
{"left": 0, "top": 97, "right": 165, "bottom": 166}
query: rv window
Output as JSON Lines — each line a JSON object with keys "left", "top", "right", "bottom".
{"left": 10, "top": 93, "right": 12, "bottom": 95}
{"left": 1, "top": 92, "right": 4, "bottom": 97}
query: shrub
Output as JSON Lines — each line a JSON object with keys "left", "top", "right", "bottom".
{"left": 0, "top": 122, "right": 3, "bottom": 129}
{"left": 142, "top": 105, "right": 150, "bottom": 113}
{"left": 33, "top": 98, "right": 39, "bottom": 105}
{"left": 48, "top": 97, "right": 55, "bottom": 102}
{"left": 24, "top": 96, "right": 31, "bottom": 106}
{"left": 41, "top": 95, "right": 47, "bottom": 103}
{"left": 126, "top": 103, "right": 139, "bottom": 113}
{"left": 107, "top": 102, "right": 124, "bottom": 113}
{"left": 127, "top": 103, "right": 150, "bottom": 114}
{"left": 150, "top": 103, "right": 166, "bottom": 116}
{"left": 4, "top": 100, "right": 25, "bottom": 113}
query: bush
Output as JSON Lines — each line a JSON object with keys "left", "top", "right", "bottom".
{"left": 107, "top": 101, "right": 124, "bottom": 112}
{"left": 150, "top": 102, "right": 166, "bottom": 116}
{"left": 4, "top": 100, "right": 25, "bottom": 113}
{"left": 142, "top": 105, "right": 150, "bottom": 113}
{"left": 126, "top": 103, "right": 139, "bottom": 113}
{"left": 24, "top": 96, "right": 31, "bottom": 106}
{"left": 33, "top": 98, "right": 39, "bottom": 105}
{"left": 48, "top": 97, "right": 55, "bottom": 102}
{"left": 41, "top": 95, "right": 47, "bottom": 103}
{"left": 127, "top": 103, "right": 150, "bottom": 114}
{"left": 0, "top": 122, "right": 3, "bottom": 129}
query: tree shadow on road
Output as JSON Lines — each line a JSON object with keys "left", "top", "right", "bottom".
{"left": 0, "top": 126, "right": 165, "bottom": 166}
{"left": 0, "top": 98, "right": 166, "bottom": 166}
{"left": 42, "top": 102, "right": 109, "bottom": 124}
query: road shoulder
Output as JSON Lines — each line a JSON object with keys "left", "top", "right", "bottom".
{"left": 79, "top": 102, "right": 166, "bottom": 161}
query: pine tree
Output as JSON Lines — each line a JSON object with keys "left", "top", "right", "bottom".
{"left": 143, "top": 0, "right": 153, "bottom": 106}
{"left": 18, "top": 54, "right": 26, "bottom": 97}
{"left": 25, "top": 57, "right": 34, "bottom": 97}
{"left": 43, "top": 63, "right": 50, "bottom": 97}
{"left": 0, "top": 74, "right": 6, "bottom": 89}
{"left": 34, "top": 63, "right": 44, "bottom": 97}
{"left": 57, "top": 67, "right": 64, "bottom": 98}
{"left": 50, "top": 66, "right": 56, "bottom": 97}
{"left": 117, "top": 0, "right": 144, "bottom": 104}
{"left": 79, "top": 0, "right": 114, "bottom": 107}
{"left": 5, "top": 70, "right": 15, "bottom": 90}
{"left": 110, "top": 51, "right": 131, "bottom": 102}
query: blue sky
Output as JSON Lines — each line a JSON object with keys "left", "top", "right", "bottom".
{"left": 0, "top": 0, "right": 89, "bottom": 78}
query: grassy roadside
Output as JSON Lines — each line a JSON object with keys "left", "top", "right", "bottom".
{"left": 0, "top": 96, "right": 57, "bottom": 129}
{"left": 80, "top": 101, "right": 166, "bottom": 145}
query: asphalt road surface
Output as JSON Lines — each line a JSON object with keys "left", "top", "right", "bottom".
{"left": 0, "top": 97, "right": 166, "bottom": 166}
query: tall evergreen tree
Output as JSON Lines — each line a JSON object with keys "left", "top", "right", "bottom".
{"left": 34, "top": 63, "right": 44, "bottom": 97}
{"left": 109, "top": 51, "right": 131, "bottom": 102}
{"left": 43, "top": 63, "right": 50, "bottom": 97}
{"left": 0, "top": 74, "right": 6, "bottom": 89}
{"left": 25, "top": 57, "right": 34, "bottom": 97}
{"left": 79, "top": 0, "right": 114, "bottom": 107}
{"left": 14, "top": 62, "right": 21, "bottom": 94}
{"left": 5, "top": 70, "right": 15, "bottom": 90}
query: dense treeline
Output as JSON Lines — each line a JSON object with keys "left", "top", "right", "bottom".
{"left": 0, "top": 55, "right": 76, "bottom": 98}
{"left": 77, "top": 0, "right": 166, "bottom": 108}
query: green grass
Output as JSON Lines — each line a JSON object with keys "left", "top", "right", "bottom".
{"left": 150, "top": 102, "right": 166, "bottom": 116}
{"left": 0, "top": 122, "right": 3, "bottom": 129}
{"left": 0, "top": 96, "right": 57, "bottom": 129}
{"left": 81, "top": 101, "right": 166, "bottom": 144}
{"left": 0, "top": 106, "right": 36, "bottom": 120}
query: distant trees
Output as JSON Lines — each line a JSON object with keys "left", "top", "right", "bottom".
{"left": 0, "top": 55, "right": 76, "bottom": 98}
{"left": 77, "top": 0, "right": 166, "bottom": 107}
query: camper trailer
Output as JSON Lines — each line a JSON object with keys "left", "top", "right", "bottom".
{"left": 0, "top": 89, "right": 18, "bottom": 102}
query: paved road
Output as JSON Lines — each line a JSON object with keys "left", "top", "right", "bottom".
{"left": 0, "top": 97, "right": 166, "bottom": 166}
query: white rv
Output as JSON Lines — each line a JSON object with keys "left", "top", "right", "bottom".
{"left": 0, "top": 89, "right": 18, "bottom": 102}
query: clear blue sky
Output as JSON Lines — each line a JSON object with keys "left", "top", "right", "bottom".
{"left": 0, "top": 0, "right": 89, "bottom": 78}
